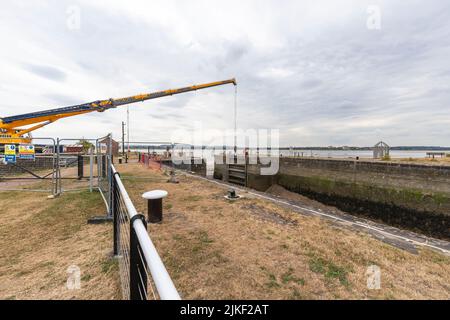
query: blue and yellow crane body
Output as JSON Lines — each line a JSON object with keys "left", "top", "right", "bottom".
{"left": 0, "top": 78, "right": 236, "bottom": 144}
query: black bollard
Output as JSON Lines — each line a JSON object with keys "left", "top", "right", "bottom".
{"left": 142, "top": 190, "right": 168, "bottom": 223}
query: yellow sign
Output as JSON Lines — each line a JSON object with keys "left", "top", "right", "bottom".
{"left": 5, "top": 145, "right": 16, "bottom": 155}
{"left": 19, "top": 144, "right": 35, "bottom": 159}
{"left": 19, "top": 144, "right": 34, "bottom": 155}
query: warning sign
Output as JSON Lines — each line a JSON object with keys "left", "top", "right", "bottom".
{"left": 4, "top": 144, "right": 16, "bottom": 163}
{"left": 5, "top": 144, "right": 16, "bottom": 155}
{"left": 19, "top": 144, "right": 35, "bottom": 160}
{"left": 100, "top": 143, "right": 107, "bottom": 154}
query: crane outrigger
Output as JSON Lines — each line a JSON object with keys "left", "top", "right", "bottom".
{"left": 0, "top": 78, "right": 237, "bottom": 144}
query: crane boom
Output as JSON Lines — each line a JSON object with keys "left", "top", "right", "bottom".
{"left": 0, "top": 78, "right": 236, "bottom": 144}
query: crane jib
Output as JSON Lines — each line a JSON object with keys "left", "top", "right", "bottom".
{"left": 1, "top": 103, "right": 94, "bottom": 124}
{"left": 0, "top": 78, "right": 236, "bottom": 124}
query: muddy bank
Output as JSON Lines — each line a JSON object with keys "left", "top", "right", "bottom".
{"left": 276, "top": 178, "right": 450, "bottom": 240}
{"left": 213, "top": 157, "right": 450, "bottom": 240}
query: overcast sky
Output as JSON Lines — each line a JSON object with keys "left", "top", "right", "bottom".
{"left": 1, "top": 0, "right": 450, "bottom": 146}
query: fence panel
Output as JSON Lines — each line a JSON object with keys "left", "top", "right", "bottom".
{"left": 0, "top": 137, "right": 57, "bottom": 195}
{"left": 110, "top": 164, "right": 180, "bottom": 300}
{"left": 95, "top": 134, "right": 113, "bottom": 213}
{"left": 139, "top": 153, "right": 162, "bottom": 171}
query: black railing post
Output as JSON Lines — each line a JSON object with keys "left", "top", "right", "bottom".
{"left": 112, "top": 171, "right": 120, "bottom": 256}
{"left": 108, "top": 159, "right": 113, "bottom": 217}
{"left": 130, "top": 214, "right": 148, "bottom": 300}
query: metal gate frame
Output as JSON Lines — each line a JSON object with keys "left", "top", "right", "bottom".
{"left": 95, "top": 133, "right": 113, "bottom": 215}
{"left": 56, "top": 137, "right": 107, "bottom": 195}
{"left": 0, "top": 137, "right": 58, "bottom": 195}
{"left": 0, "top": 134, "right": 113, "bottom": 200}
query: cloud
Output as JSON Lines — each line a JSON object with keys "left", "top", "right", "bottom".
{"left": 43, "top": 93, "right": 80, "bottom": 106}
{"left": 23, "top": 64, "right": 67, "bottom": 82}
{"left": 1, "top": 0, "right": 450, "bottom": 146}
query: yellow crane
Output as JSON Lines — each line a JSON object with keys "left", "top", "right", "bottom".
{"left": 0, "top": 78, "right": 237, "bottom": 144}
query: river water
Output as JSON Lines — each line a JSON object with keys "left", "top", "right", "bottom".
{"left": 278, "top": 150, "right": 450, "bottom": 159}
{"left": 130, "top": 147, "right": 450, "bottom": 159}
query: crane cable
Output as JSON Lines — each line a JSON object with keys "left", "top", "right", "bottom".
{"left": 233, "top": 85, "right": 238, "bottom": 155}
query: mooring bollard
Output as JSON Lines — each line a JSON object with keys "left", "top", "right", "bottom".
{"left": 142, "top": 190, "right": 168, "bottom": 223}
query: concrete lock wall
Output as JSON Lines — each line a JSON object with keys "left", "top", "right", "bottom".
{"left": 275, "top": 158, "right": 450, "bottom": 215}
{"left": 165, "top": 158, "right": 207, "bottom": 176}
{"left": 214, "top": 157, "right": 450, "bottom": 239}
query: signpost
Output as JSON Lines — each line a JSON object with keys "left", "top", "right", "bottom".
{"left": 4, "top": 144, "right": 16, "bottom": 163}
{"left": 19, "top": 144, "right": 35, "bottom": 160}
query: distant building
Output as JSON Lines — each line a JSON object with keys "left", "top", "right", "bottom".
{"left": 64, "top": 145, "right": 83, "bottom": 153}
{"left": 99, "top": 138, "right": 119, "bottom": 156}
{"left": 373, "top": 141, "right": 390, "bottom": 159}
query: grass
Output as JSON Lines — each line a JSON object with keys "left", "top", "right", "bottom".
{"left": 266, "top": 274, "right": 280, "bottom": 288}
{"left": 291, "top": 288, "right": 302, "bottom": 299}
{"left": 308, "top": 255, "right": 350, "bottom": 287}
{"left": 101, "top": 257, "right": 118, "bottom": 275}
{"left": 198, "top": 231, "right": 214, "bottom": 244}
{"left": 191, "top": 231, "right": 215, "bottom": 254}
{"left": 82, "top": 274, "right": 92, "bottom": 282}
{"left": 281, "top": 269, "right": 305, "bottom": 286}
{"left": 183, "top": 195, "right": 202, "bottom": 202}
{"left": 0, "top": 186, "right": 119, "bottom": 300}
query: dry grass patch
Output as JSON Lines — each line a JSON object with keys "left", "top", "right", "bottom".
{"left": 0, "top": 190, "right": 119, "bottom": 300}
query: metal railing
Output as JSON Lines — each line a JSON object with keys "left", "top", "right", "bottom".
{"left": 110, "top": 164, "right": 180, "bottom": 300}
{"left": 139, "top": 153, "right": 163, "bottom": 170}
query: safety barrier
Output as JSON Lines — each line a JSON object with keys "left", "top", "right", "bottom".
{"left": 139, "top": 153, "right": 162, "bottom": 171}
{"left": 110, "top": 164, "right": 180, "bottom": 300}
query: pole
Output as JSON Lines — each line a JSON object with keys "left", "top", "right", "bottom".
{"left": 107, "top": 133, "right": 113, "bottom": 217}
{"left": 77, "top": 155, "right": 83, "bottom": 180}
{"left": 51, "top": 139, "right": 56, "bottom": 196}
{"left": 122, "top": 121, "right": 125, "bottom": 159}
{"left": 56, "top": 138, "right": 61, "bottom": 195}
{"left": 89, "top": 147, "right": 93, "bottom": 192}
{"left": 127, "top": 107, "right": 130, "bottom": 154}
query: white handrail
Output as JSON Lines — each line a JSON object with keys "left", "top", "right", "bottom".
{"left": 111, "top": 164, "right": 181, "bottom": 300}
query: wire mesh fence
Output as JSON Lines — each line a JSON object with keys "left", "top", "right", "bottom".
{"left": 139, "top": 153, "right": 162, "bottom": 171}
{"left": 0, "top": 135, "right": 113, "bottom": 197}
{"left": 1, "top": 133, "right": 180, "bottom": 300}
